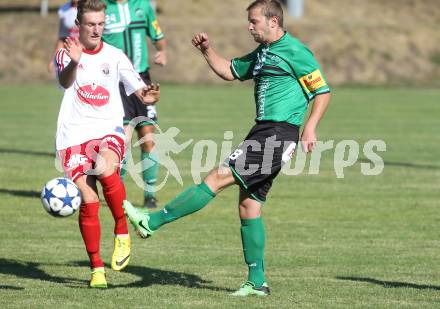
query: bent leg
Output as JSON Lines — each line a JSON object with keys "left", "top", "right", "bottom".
{"left": 96, "top": 149, "right": 128, "bottom": 235}
{"left": 146, "top": 166, "right": 236, "bottom": 231}
{"left": 204, "top": 165, "right": 237, "bottom": 193}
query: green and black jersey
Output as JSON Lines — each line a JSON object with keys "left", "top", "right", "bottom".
{"left": 231, "top": 32, "right": 330, "bottom": 126}
{"left": 102, "top": 0, "right": 164, "bottom": 73}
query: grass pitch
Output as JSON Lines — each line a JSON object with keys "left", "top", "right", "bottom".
{"left": 0, "top": 84, "right": 439, "bottom": 308}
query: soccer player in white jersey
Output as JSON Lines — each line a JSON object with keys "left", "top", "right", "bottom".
{"left": 54, "top": 0, "right": 159, "bottom": 288}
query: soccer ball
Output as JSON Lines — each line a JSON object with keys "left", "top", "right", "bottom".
{"left": 41, "top": 177, "right": 81, "bottom": 217}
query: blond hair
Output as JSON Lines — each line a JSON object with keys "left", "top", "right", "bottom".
{"left": 76, "top": 0, "right": 106, "bottom": 22}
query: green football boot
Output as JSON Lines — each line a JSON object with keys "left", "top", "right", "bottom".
{"left": 230, "top": 281, "right": 270, "bottom": 297}
{"left": 123, "top": 200, "right": 154, "bottom": 238}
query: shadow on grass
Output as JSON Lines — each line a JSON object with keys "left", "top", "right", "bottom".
{"left": 0, "top": 285, "right": 24, "bottom": 290}
{"left": 71, "top": 260, "right": 233, "bottom": 292}
{"left": 0, "top": 189, "right": 40, "bottom": 198}
{"left": 0, "top": 148, "right": 54, "bottom": 157}
{"left": 0, "top": 258, "right": 233, "bottom": 292}
{"left": 0, "top": 258, "right": 86, "bottom": 288}
{"left": 336, "top": 276, "right": 440, "bottom": 290}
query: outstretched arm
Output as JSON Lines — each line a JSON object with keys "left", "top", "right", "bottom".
{"left": 192, "top": 32, "right": 234, "bottom": 81}
{"left": 301, "top": 92, "right": 331, "bottom": 153}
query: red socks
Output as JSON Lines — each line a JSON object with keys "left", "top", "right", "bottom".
{"left": 99, "top": 173, "right": 128, "bottom": 235}
{"left": 79, "top": 202, "right": 103, "bottom": 269}
{"left": 78, "top": 173, "right": 128, "bottom": 269}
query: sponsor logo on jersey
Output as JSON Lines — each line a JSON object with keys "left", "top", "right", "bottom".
{"left": 78, "top": 63, "right": 85, "bottom": 70}
{"left": 133, "top": 33, "right": 143, "bottom": 71}
{"left": 299, "top": 69, "right": 327, "bottom": 93}
{"left": 77, "top": 84, "right": 110, "bottom": 106}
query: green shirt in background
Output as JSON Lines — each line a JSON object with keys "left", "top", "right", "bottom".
{"left": 231, "top": 32, "right": 330, "bottom": 126}
{"left": 102, "top": 0, "right": 164, "bottom": 73}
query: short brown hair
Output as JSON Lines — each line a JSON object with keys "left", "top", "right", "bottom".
{"left": 247, "top": 0, "right": 284, "bottom": 27}
{"left": 77, "top": 0, "right": 106, "bottom": 22}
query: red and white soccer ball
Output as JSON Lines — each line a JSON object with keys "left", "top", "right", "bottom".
{"left": 41, "top": 177, "right": 81, "bottom": 217}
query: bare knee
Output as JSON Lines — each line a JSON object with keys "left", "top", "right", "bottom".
{"left": 140, "top": 140, "right": 154, "bottom": 153}
{"left": 75, "top": 176, "right": 99, "bottom": 204}
{"left": 203, "top": 166, "right": 236, "bottom": 193}
{"left": 238, "top": 190, "right": 262, "bottom": 219}
{"left": 138, "top": 125, "right": 155, "bottom": 153}
{"left": 95, "top": 151, "right": 120, "bottom": 178}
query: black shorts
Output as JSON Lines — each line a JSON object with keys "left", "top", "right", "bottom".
{"left": 228, "top": 121, "right": 299, "bottom": 203}
{"left": 120, "top": 71, "right": 157, "bottom": 128}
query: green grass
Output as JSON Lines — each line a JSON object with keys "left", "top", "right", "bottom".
{"left": 0, "top": 84, "right": 439, "bottom": 308}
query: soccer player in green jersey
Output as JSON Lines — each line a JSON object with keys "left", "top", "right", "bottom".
{"left": 102, "top": 0, "right": 167, "bottom": 208}
{"left": 124, "top": 0, "right": 331, "bottom": 296}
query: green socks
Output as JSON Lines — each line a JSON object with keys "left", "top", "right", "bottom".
{"left": 240, "top": 217, "right": 266, "bottom": 287}
{"left": 148, "top": 182, "right": 215, "bottom": 230}
{"left": 120, "top": 152, "right": 158, "bottom": 195}
{"left": 142, "top": 151, "right": 159, "bottom": 198}
{"left": 147, "top": 183, "right": 265, "bottom": 287}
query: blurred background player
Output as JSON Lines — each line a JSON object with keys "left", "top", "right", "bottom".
{"left": 102, "top": 0, "right": 167, "bottom": 209}
{"left": 48, "top": 0, "right": 80, "bottom": 72}
{"left": 124, "top": 0, "right": 330, "bottom": 297}
{"left": 54, "top": 0, "right": 159, "bottom": 288}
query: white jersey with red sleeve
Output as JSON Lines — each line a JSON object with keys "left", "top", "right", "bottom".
{"left": 54, "top": 41, "right": 146, "bottom": 151}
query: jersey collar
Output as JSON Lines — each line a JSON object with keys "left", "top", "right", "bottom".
{"left": 268, "top": 31, "right": 287, "bottom": 47}
{"left": 82, "top": 41, "right": 103, "bottom": 55}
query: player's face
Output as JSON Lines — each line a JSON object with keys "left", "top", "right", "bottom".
{"left": 78, "top": 11, "right": 105, "bottom": 50}
{"left": 247, "top": 7, "right": 271, "bottom": 44}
